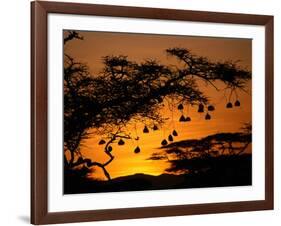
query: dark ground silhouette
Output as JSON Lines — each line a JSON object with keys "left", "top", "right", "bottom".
{"left": 64, "top": 153, "right": 251, "bottom": 194}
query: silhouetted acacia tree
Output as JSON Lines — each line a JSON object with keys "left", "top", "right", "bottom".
{"left": 147, "top": 123, "right": 252, "bottom": 174}
{"left": 63, "top": 31, "right": 251, "bottom": 180}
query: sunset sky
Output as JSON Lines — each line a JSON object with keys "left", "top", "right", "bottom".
{"left": 64, "top": 31, "right": 252, "bottom": 180}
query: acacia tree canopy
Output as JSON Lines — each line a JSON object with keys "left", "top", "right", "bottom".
{"left": 147, "top": 123, "right": 252, "bottom": 174}
{"left": 63, "top": 31, "right": 251, "bottom": 180}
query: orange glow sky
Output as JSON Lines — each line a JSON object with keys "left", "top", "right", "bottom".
{"left": 64, "top": 31, "right": 252, "bottom": 180}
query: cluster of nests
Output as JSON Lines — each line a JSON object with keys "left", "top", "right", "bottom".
{"left": 178, "top": 100, "right": 241, "bottom": 122}
{"left": 98, "top": 138, "right": 141, "bottom": 154}
{"left": 97, "top": 125, "right": 160, "bottom": 154}
{"left": 162, "top": 100, "right": 241, "bottom": 147}
{"left": 97, "top": 100, "right": 241, "bottom": 154}
{"left": 143, "top": 125, "right": 179, "bottom": 147}
{"left": 160, "top": 129, "right": 178, "bottom": 146}
{"left": 177, "top": 103, "right": 214, "bottom": 121}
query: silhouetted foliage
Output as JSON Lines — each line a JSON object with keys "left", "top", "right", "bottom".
{"left": 63, "top": 31, "right": 251, "bottom": 181}
{"left": 147, "top": 124, "right": 252, "bottom": 175}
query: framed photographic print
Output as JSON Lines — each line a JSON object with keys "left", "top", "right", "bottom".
{"left": 31, "top": 1, "right": 274, "bottom": 225}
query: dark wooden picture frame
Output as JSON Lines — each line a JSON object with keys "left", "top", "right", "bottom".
{"left": 31, "top": 1, "right": 274, "bottom": 224}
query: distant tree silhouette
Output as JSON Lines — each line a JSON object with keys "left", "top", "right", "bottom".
{"left": 147, "top": 124, "right": 252, "bottom": 174}
{"left": 63, "top": 31, "right": 251, "bottom": 181}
